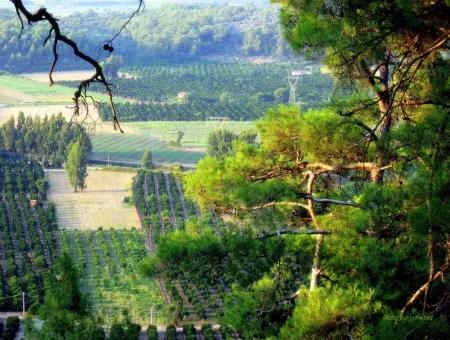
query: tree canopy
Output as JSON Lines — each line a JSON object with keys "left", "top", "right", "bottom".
{"left": 157, "top": 1, "right": 450, "bottom": 337}
{"left": 65, "top": 137, "right": 89, "bottom": 192}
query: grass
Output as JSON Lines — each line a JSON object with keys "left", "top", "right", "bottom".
{"left": 131, "top": 121, "right": 256, "bottom": 147}
{"left": 0, "top": 74, "right": 78, "bottom": 104}
{"left": 61, "top": 228, "right": 166, "bottom": 325}
{"left": 91, "top": 121, "right": 255, "bottom": 166}
{"left": 22, "top": 70, "right": 96, "bottom": 83}
{"left": 46, "top": 168, "right": 140, "bottom": 230}
{"left": 0, "top": 73, "right": 130, "bottom": 105}
{"left": 91, "top": 132, "right": 205, "bottom": 166}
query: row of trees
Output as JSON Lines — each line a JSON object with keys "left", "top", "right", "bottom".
{"left": 89, "top": 61, "right": 332, "bottom": 121}
{"left": 0, "top": 112, "right": 91, "bottom": 168}
{"left": 25, "top": 252, "right": 143, "bottom": 339}
{"left": 0, "top": 156, "right": 59, "bottom": 312}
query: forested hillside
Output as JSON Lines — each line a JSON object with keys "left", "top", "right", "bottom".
{"left": 0, "top": 5, "right": 293, "bottom": 73}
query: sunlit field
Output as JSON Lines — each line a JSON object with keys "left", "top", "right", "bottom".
{"left": 46, "top": 168, "right": 140, "bottom": 229}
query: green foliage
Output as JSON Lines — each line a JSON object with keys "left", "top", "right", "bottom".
{"left": 165, "top": 325, "right": 177, "bottom": 340}
{"left": 140, "top": 149, "right": 153, "bottom": 169}
{"left": 258, "top": 106, "right": 369, "bottom": 164}
{"left": 65, "top": 137, "right": 88, "bottom": 192}
{"left": 91, "top": 61, "right": 332, "bottom": 122}
{"left": 0, "top": 113, "right": 91, "bottom": 167}
{"left": 39, "top": 253, "right": 88, "bottom": 318}
{"left": 109, "top": 323, "right": 125, "bottom": 340}
{"left": 370, "top": 313, "right": 450, "bottom": 339}
{"left": 280, "top": 287, "right": 377, "bottom": 339}
{"left": 0, "top": 6, "right": 292, "bottom": 73}
{"left": 146, "top": 325, "right": 158, "bottom": 340}
{"left": 109, "top": 313, "right": 141, "bottom": 340}
{"left": 35, "top": 253, "right": 106, "bottom": 340}
{"left": 3, "top": 316, "right": 20, "bottom": 340}
{"left": 207, "top": 129, "right": 238, "bottom": 158}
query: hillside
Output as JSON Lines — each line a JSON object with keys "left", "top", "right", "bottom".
{"left": 0, "top": 4, "right": 293, "bottom": 73}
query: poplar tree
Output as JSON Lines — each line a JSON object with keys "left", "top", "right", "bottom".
{"left": 65, "top": 138, "right": 88, "bottom": 192}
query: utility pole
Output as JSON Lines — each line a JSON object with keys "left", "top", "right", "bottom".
{"left": 287, "top": 74, "right": 300, "bottom": 104}
{"left": 150, "top": 306, "right": 154, "bottom": 325}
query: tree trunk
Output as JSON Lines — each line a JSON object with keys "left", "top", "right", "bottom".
{"left": 310, "top": 234, "right": 324, "bottom": 290}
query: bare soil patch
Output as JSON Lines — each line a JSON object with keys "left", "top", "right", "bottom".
{"left": 46, "top": 168, "right": 140, "bottom": 230}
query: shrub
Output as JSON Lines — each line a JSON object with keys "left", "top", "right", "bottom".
{"left": 147, "top": 325, "right": 158, "bottom": 340}
{"left": 201, "top": 324, "right": 215, "bottom": 340}
{"left": 109, "top": 323, "right": 125, "bottom": 340}
{"left": 125, "top": 322, "right": 141, "bottom": 339}
{"left": 165, "top": 324, "right": 177, "bottom": 340}
{"left": 183, "top": 323, "right": 196, "bottom": 339}
{"left": 4, "top": 316, "right": 20, "bottom": 340}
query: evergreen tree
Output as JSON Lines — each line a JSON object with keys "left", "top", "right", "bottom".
{"left": 65, "top": 138, "right": 88, "bottom": 192}
{"left": 34, "top": 253, "right": 105, "bottom": 340}
{"left": 207, "top": 129, "right": 238, "bottom": 158}
{"left": 141, "top": 149, "right": 154, "bottom": 169}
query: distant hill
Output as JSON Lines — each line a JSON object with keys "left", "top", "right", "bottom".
{"left": 1, "top": 0, "right": 270, "bottom": 10}
{"left": 0, "top": 4, "right": 294, "bottom": 73}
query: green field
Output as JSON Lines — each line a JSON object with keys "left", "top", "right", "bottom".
{"left": 61, "top": 228, "right": 166, "bottom": 325}
{"left": 0, "top": 74, "right": 78, "bottom": 104}
{"left": 91, "top": 121, "right": 255, "bottom": 165}
{"left": 0, "top": 73, "right": 126, "bottom": 105}
{"left": 131, "top": 121, "right": 255, "bottom": 147}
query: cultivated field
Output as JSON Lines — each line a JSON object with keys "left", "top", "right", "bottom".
{"left": 61, "top": 228, "right": 165, "bottom": 325}
{"left": 0, "top": 74, "right": 77, "bottom": 104}
{"left": 91, "top": 121, "right": 255, "bottom": 166}
{"left": 131, "top": 121, "right": 255, "bottom": 148}
{"left": 46, "top": 168, "right": 140, "bottom": 230}
{"left": 22, "top": 70, "right": 96, "bottom": 83}
{"left": 0, "top": 104, "right": 77, "bottom": 125}
{"left": 0, "top": 73, "right": 129, "bottom": 125}
{"left": 91, "top": 133, "right": 205, "bottom": 166}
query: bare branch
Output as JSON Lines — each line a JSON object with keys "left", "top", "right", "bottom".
{"left": 258, "top": 228, "right": 332, "bottom": 240}
{"left": 251, "top": 201, "right": 310, "bottom": 211}
{"left": 301, "top": 194, "right": 361, "bottom": 208}
{"left": 102, "top": 0, "right": 144, "bottom": 48}
{"left": 10, "top": 0, "right": 145, "bottom": 132}
{"left": 401, "top": 264, "right": 449, "bottom": 314}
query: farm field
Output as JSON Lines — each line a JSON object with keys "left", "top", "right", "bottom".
{"left": 91, "top": 132, "right": 205, "bottom": 167}
{"left": 0, "top": 104, "right": 77, "bottom": 125}
{"left": 22, "top": 70, "right": 96, "bottom": 83}
{"left": 91, "top": 120, "right": 254, "bottom": 166}
{"left": 46, "top": 168, "right": 140, "bottom": 230}
{"left": 131, "top": 121, "right": 255, "bottom": 148}
{"left": 0, "top": 73, "right": 129, "bottom": 125}
{"left": 60, "top": 228, "right": 165, "bottom": 325}
{"left": 0, "top": 74, "right": 79, "bottom": 105}
{"left": 134, "top": 170, "right": 228, "bottom": 321}
{"left": 0, "top": 156, "right": 59, "bottom": 311}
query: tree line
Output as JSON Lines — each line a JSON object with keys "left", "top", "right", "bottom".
{"left": 0, "top": 112, "right": 91, "bottom": 168}
{"left": 88, "top": 61, "right": 332, "bottom": 121}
